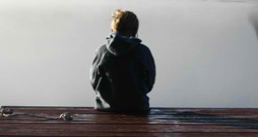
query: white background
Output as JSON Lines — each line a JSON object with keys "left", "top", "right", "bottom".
{"left": 0, "top": 0, "right": 257, "bottom": 108}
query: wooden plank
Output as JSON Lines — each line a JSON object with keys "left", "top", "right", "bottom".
{"left": 0, "top": 119, "right": 257, "bottom": 127}
{"left": 0, "top": 108, "right": 257, "bottom": 117}
{"left": 3, "top": 106, "right": 257, "bottom": 110}
{"left": 1, "top": 109, "right": 256, "bottom": 116}
{"left": 0, "top": 108, "right": 257, "bottom": 128}
{"left": 2, "top": 112, "right": 255, "bottom": 121}
{"left": 3, "top": 106, "right": 254, "bottom": 113}
{"left": 0, "top": 124, "right": 257, "bottom": 133}
{"left": 0, "top": 113, "right": 257, "bottom": 121}
{"left": 2, "top": 106, "right": 257, "bottom": 115}
{"left": 0, "top": 106, "right": 257, "bottom": 136}
{"left": 0, "top": 132, "right": 257, "bottom": 137}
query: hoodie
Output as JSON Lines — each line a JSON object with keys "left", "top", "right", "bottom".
{"left": 90, "top": 32, "right": 156, "bottom": 112}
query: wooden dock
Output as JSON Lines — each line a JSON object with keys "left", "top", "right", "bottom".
{"left": 0, "top": 106, "right": 257, "bottom": 137}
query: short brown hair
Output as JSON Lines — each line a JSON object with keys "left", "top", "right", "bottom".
{"left": 111, "top": 9, "right": 139, "bottom": 37}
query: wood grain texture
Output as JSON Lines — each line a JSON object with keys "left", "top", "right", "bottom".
{"left": 0, "top": 106, "right": 257, "bottom": 137}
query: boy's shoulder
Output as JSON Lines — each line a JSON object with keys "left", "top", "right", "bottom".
{"left": 134, "top": 43, "right": 152, "bottom": 55}
{"left": 95, "top": 43, "right": 152, "bottom": 56}
{"left": 138, "top": 44, "right": 151, "bottom": 51}
{"left": 94, "top": 44, "right": 107, "bottom": 54}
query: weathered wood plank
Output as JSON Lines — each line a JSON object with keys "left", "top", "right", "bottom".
{"left": 0, "top": 124, "right": 257, "bottom": 133}
{"left": 0, "top": 132, "right": 257, "bottom": 137}
{"left": 0, "top": 119, "right": 257, "bottom": 127}
{"left": 2, "top": 106, "right": 257, "bottom": 115}
{"left": 1, "top": 109, "right": 257, "bottom": 116}
{"left": 2, "top": 106, "right": 256, "bottom": 110}
{"left": 0, "top": 106, "right": 257, "bottom": 136}
{"left": 0, "top": 107, "right": 257, "bottom": 128}
{"left": 0, "top": 113, "right": 257, "bottom": 121}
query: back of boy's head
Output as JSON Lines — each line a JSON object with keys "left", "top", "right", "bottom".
{"left": 111, "top": 9, "right": 139, "bottom": 37}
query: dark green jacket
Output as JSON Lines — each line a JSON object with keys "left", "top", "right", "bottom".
{"left": 90, "top": 32, "right": 156, "bottom": 112}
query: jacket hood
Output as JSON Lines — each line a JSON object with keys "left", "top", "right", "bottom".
{"left": 106, "top": 32, "right": 142, "bottom": 56}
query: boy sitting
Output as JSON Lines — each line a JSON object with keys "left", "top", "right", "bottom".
{"left": 90, "top": 9, "right": 156, "bottom": 112}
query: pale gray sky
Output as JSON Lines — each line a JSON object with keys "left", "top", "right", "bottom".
{"left": 0, "top": 0, "right": 257, "bottom": 108}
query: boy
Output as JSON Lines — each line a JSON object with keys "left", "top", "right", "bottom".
{"left": 90, "top": 9, "right": 156, "bottom": 112}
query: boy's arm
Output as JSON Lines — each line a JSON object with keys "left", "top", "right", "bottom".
{"left": 90, "top": 48, "right": 102, "bottom": 92}
{"left": 140, "top": 46, "right": 156, "bottom": 93}
{"left": 145, "top": 48, "right": 156, "bottom": 92}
